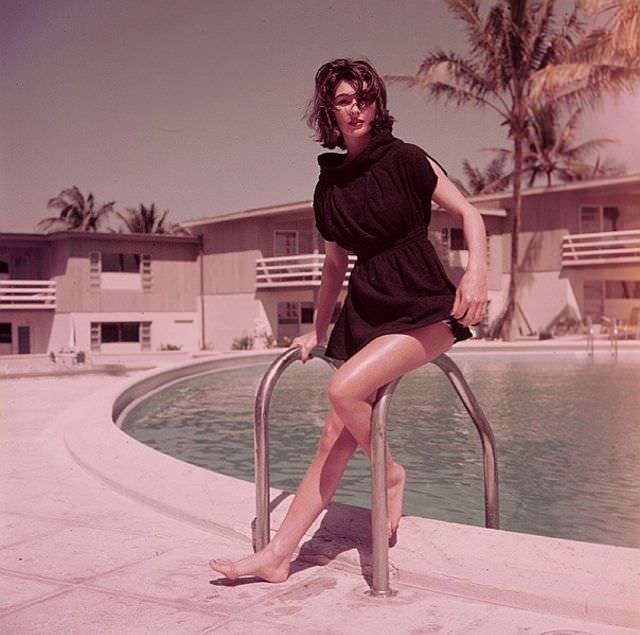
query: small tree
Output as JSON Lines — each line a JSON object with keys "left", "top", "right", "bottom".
{"left": 38, "top": 186, "right": 115, "bottom": 232}
{"left": 387, "top": 0, "right": 637, "bottom": 339}
{"left": 116, "top": 202, "right": 189, "bottom": 235}
{"left": 462, "top": 154, "right": 511, "bottom": 194}
{"left": 481, "top": 106, "right": 623, "bottom": 187}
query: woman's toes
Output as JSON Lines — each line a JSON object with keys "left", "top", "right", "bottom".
{"left": 209, "top": 558, "right": 238, "bottom": 579}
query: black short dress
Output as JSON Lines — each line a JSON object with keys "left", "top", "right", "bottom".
{"left": 313, "top": 130, "right": 472, "bottom": 361}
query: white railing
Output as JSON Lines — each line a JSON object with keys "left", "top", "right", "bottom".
{"left": 0, "top": 280, "right": 56, "bottom": 309}
{"left": 561, "top": 229, "right": 640, "bottom": 267}
{"left": 256, "top": 253, "right": 357, "bottom": 288}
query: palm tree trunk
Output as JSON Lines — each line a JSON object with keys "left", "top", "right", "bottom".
{"left": 490, "top": 133, "right": 523, "bottom": 340}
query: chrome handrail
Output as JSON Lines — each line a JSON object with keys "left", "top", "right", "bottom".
{"left": 253, "top": 345, "right": 499, "bottom": 596}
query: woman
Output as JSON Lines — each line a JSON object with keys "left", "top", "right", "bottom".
{"left": 210, "top": 58, "right": 487, "bottom": 583}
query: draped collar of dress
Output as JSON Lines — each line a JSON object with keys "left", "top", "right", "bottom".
{"left": 317, "top": 130, "right": 402, "bottom": 183}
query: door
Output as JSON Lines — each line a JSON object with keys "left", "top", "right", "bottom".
{"left": 583, "top": 281, "right": 604, "bottom": 322}
{"left": 17, "top": 326, "right": 30, "bottom": 354}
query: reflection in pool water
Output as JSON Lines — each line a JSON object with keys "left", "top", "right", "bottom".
{"left": 122, "top": 353, "right": 640, "bottom": 548}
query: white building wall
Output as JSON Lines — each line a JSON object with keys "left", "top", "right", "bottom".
{"left": 498, "top": 271, "right": 580, "bottom": 335}
{"left": 201, "top": 293, "right": 269, "bottom": 351}
{"left": 0, "top": 311, "right": 54, "bottom": 354}
{"left": 49, "top": 311, "right": 199, "bottom": 354}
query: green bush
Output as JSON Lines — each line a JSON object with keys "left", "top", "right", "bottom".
{"left": 262, "top": 333, "right": 276, "bottom": 349}
{"left": 231, "top": 333, "right": 254, "bottom": 350}
{"left": 160, "top": 343, "right": 182, "bottom": 351}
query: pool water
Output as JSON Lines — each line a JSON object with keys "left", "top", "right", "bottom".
{"left": 122, "top": 353, "right": 640, "bottom": 548}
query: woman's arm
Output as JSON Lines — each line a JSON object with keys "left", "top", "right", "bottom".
{"left": 314, "top": 240, "right": 350, "bottom": 343}
{"left": 427, "top": 158, "right": 488, "bottom": 328}
{"left": 292, "top": 240, "right": 349, "bottom": 361}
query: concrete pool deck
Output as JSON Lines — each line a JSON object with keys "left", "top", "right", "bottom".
{"left": 1, "top": 347, "right": 639, "bottom": 634}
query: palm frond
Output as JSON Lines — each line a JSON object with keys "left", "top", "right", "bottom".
{"left": 527, "top": 0, "right": 557, "bottom": 71}
{"left": 445, "top": 0, "right": 500, "bottom": 67}
{"left": 563, "top": 137, "right": 617, "bottom": 160}
{"left": 36, "top": 217, "right": 67, "bottom": 232}
{"left": 530, "top": 62, "right": 640, "bottom": 107}
{"left": 419, "top": 50, "right": 496, "bottom": 95}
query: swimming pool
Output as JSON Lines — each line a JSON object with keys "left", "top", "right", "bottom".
{"left": 121, "top": 352, "right": 640, "bottom": 549}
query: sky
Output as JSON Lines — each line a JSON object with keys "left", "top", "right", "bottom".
{"left": 2, "top": 0, "right": 639, "bottom": 233}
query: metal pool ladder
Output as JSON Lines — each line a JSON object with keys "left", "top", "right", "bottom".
{"left": 253, "top": 345, "right": 499, "bottom": 597}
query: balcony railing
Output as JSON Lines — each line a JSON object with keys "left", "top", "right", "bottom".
{"left": 0, "top": 280, "right": 56, "bottom": 309}
{"left": 561, "top": 229, "right": 640, "bottom": 267}
{"left": 256, "top": 253, "right": 356, "bottom": 288}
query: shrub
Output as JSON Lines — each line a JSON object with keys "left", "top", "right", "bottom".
{"left": 261, "top": 333, "right": 276, "bottom": 349}
{"left": 231, "top": 332, "right": 254, "bottom": 350}
{"left": 160, "top": 343, "right": 182, "bottom": 351}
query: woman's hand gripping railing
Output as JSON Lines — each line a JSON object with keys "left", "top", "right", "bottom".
{"left": 253, "top": 344, "right": 499, "bottom": 597}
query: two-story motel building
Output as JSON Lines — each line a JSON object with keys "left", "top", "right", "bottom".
{"left": 1, "top": 174, "right": 638, "bottom": 356}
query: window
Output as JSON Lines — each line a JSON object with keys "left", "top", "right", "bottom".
{"left": 0, "top": 260, "right": 9, "bottom": 275}
{"left": 298, "top": 230, "right": 313, "bottom": 254}
{"left": 0, "top": 323, "right": 11, "bottom": 344}
{"left": 580, "top": 207, "right": 601, "bottom": 233}
{"left": 579, "top": 206, "right": 619, "bottom": 233}
{"left": 274, "top": 231, "right": 298, "bottom": 257}
{"left": 101, "top": 253, "right": 140, "bottom": 273}
{"left": 603, "top": 207, "right": 620, "bottom": 231}
{"left": 100, "top": 322, "right": 140, "bottom": 343}
{"left": 300, "top": 302, "right": 314, "bottom": 324}
{"left": 277, "top": 302, "right": 299, "bottom": 325}
{"left": 274, "top": 230, "right": 313, "bottom": 256}
{"left": 450, "top": 228, "right": 467, "bottom": 251}
{"left": 440, "top": 227, "right": 467, "bottom": 250}
{"left": 583, "top": 281, "right": 604, "bottom": 319}
{"left": 13, "top": 257, "right": 29, "bottom": 279}
{"left": 605, "top": 280, "right": 640, "bottom": 299}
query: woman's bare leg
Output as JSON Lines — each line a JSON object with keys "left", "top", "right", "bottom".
{"left": 209, "top": 321, "right": 454, "bottom": 582}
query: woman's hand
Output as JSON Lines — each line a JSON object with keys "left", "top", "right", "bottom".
{"left": 451, "top": 269, "right": 488, "bottom": 328}
{"left": 291, "top": 331, "right": 320, "bottom": 363}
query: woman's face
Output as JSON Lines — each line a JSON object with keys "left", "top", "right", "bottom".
{"left": 332, "top": 80, "right": 376, "bottom": 146}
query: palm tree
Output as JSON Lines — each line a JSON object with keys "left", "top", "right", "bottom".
{"left": 116, "top": 203, "right": 189, "bottom": 235}
{"left": 462, "top": 154, "right": 511, "bottom": 194}
{"left": 386, "top": 0, "right": 635, "bottom": 339}
{"left": 38, "top": 186, "right": 115, "bottom": 232}
{"left": 531, "top": 0, "right": 640, "bottom": 105}
{"left": 483, "top": 106, "right": 622, "bottom": 187}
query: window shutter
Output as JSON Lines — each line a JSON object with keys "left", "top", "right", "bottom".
{"left": 141, "top": 254, "right": 152, "bottom": 291}
{"left": 89, "top": 252, "right": 101, "bottom": 289}
{"left": 140, "top": 321, "right": 151, "bottom": 351}
{"left": 90, "top": 322, "right": 101, "bottom": 351}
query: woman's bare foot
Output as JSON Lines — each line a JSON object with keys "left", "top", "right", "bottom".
{"left": 386, "top": 463, "right": 406, "bottom": 538}
{"left": 209, "top": 547, "right": 290, "bottom": 583}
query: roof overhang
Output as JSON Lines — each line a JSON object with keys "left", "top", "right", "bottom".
{"left": 0, "top": 231, "right": 199, "bottom": 244}
{"left": 182, "top": 201, "right": 313, "bottom": 227}
{"left": 468, "top": 173, "right": 640, "bottom": 204}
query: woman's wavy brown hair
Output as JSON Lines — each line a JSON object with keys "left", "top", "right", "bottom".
{"left": 306, "top": 58, "right": 395, "bottom": 150}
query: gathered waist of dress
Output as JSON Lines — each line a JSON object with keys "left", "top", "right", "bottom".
{"left": 355, "top": 225, "right": 429, "bottom": 262}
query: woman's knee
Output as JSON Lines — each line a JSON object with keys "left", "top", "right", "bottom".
{"left": 328, "top": 367, "right": 382, "bottom": 415}
{"left": 327, "top": 373, "right": 359, "bottom": 411}
{"left": 317, "top": 416, "right": 353, "bottom": 455}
